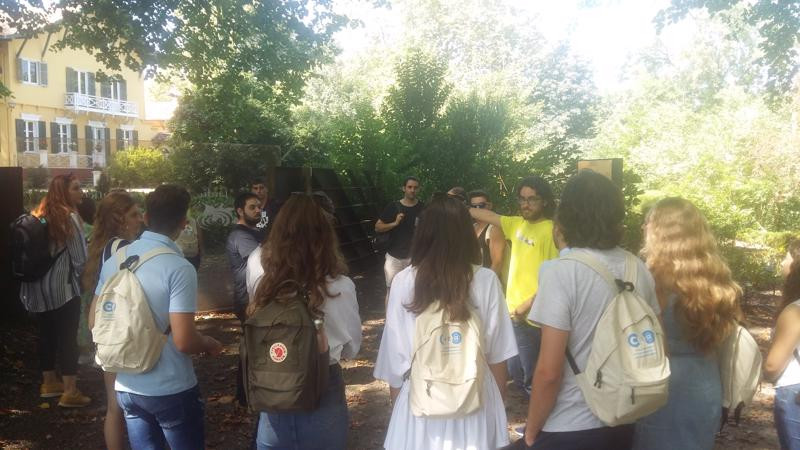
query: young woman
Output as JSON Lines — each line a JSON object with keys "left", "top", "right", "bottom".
{"left": 765, "top": 239, "right": 800, "bottom": 449}
{"left": 20, "top": 174, "right": 89, "bottom": 407}
{"left": 246, "top": 194, "right": 362, "bottom": 450}
{"left": 634, "top": 197, "right": 742, "bottom": 450}
{"left": 82, "top": 191, "right": 143, "bottom": 450}
{"left": 374, "top": 195, "right": 518, "bottom": 450}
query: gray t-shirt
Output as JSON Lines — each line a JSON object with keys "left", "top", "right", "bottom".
{"left": 528, "top": 247, "right": 659, "bottom": 432}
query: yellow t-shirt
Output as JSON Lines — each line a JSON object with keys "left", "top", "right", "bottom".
{"left": 499, "top": 216, "right": 559, "bottom": 315}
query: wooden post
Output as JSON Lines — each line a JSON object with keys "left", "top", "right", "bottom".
{"left": 0, "top": 167, "right": 26, "bottom": 322}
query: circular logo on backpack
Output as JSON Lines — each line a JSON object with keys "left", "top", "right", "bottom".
{"left": 102, "top": 301, "right": 115, "bottom": 313}
{"left": 451, "top": 331, "right": 462, "bottom": 344}
{"left": 642, "top": 330, "right": 655, "bottom": 344}
{"left": 269, "top": 343, "right": 287, "bottom": 363}
{"left": 628, "top": 333, "right": 640, "bottom": 348}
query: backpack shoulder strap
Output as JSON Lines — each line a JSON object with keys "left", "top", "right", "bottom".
{"left": 623, "top": 253, "right": 639, "bottom": 286}
{"left": 562, "top": 251, "right": 618, "bottom": 292}
{"left": 120, "top": 247, "right": 178, "bottom": 272}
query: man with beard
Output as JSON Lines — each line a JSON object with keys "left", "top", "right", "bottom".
{"left": 469, "top": 176, "right": 559, "bottom": 400}
{"left": 251, "top": 178, "right": 279, "bottom": 237}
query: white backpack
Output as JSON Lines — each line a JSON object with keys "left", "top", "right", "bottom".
{"left": 718, "top": 324, "right": 762, "bottom": 427}
{"left": 563, "top": 252, "right": 671, "bottom": 426}
{"left": 408, "top": 300, "right": 484, "bottom": 418}
{"left": 92, "top": 246, "right": 175, "bottom": 373}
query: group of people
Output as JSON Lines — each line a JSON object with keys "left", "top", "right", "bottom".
{"left": 14, "top": 169, "right": 800, "bottom": 450}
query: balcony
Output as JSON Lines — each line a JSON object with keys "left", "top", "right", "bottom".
{"left": 64, "top": 92, "right": 139, "bottom": 118}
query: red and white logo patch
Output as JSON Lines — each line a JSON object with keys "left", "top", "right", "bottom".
{"left": 269, "top": 343, "right": 288, "bottom": 363}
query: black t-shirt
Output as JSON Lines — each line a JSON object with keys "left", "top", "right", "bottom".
{"left": 379, "top": 200, "right": 424, "bottom": 259}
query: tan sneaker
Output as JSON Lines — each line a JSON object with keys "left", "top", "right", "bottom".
{"left": 58, "top": 391, "right": 91, "bottom": 408}
{"left": 40, "top": 382, "right": 64, "bottom": 398}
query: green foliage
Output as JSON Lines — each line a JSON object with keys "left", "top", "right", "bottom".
{"left": 108, "top": 147, "right": 173, "bottom": 188}
{"left": 658, "top": 0, "right": 800, "bottom": 100}
{"left": 96, "top": 172, "right": 111, "bottom": 197}
{"left": 170, "top": 143, "right": 279, "bottom": 193}
{"left": 25, "top": 166, "right": 50, "bottom": 190}
{"left": 0, "top": 81, "right": 11, "bottom": 98}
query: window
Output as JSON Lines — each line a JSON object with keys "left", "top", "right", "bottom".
{"left": 24, "top": 120, "right": 38, "bottom": 152}
{"left": 66, "top": 68, "right": 95, "bottom": 95}
{"left": 57, "top": 123, "right": 73, "bottom": 153}
{"left": 101, "top": 78, "right": 128, "bottom": 101}
{"left": 92, "top": 127, "right": 106, "bottom": 153}
{"left": 121, "top": 129, "right": 133, "bottom": 149}
{"left": 18, "top": 58, "right": 47, "bottom": 86}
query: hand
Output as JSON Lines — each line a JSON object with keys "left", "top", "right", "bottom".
{"left": 394, "top": 213, "right": 405, "bottom": 225}
{"left": 203, "top": 336, "right": 223, "bottom": 356}
{"left": 317, "top": 328, "right": 329, "bottom": 354}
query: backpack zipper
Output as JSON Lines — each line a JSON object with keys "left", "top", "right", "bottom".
{"left": 594, "top": 371, "right": 602, "bottom": 388}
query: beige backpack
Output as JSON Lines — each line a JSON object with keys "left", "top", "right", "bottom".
{"left": 718, "top": 324, "right": 762, "bottom": 427}
{"left": 563, "top": 252, "right": 671, "bottom": 426}
{"left": 92, "top": 246, "right": 174, "bottom": 373}
{"left": 408, "top": 300, "right": 484, "bottom": 418}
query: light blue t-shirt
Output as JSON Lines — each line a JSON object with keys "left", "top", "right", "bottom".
{"left": 96, "top": 231, "right": 198, "bottom": 396}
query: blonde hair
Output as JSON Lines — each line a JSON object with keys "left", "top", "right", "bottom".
{"left": 642, "top": 197, "right": 742, "bottom": 354}
{"left": 81, "top": 192, "right": 136, "bottom": 292}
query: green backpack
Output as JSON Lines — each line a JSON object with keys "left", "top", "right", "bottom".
{"left": 241, "top": 283, "right": 328, "bottom": 412}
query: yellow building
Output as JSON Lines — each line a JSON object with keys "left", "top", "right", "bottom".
{"left": 0, "top": 29, "right": 165, "bottom": 182}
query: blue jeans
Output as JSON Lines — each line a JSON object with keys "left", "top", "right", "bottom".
{"left": 256, "top": 364, "right": 348, "bottom": 449}
{"left": 508, "top": 320, "right": 541, "bottom": 394}
{"left": 116, "top": 385, "right": 205, "bottom": 450}
{"left": 775, "top": 383, "right": 800, "bottom": 450}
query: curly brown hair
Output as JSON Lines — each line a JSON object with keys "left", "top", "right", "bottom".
{"left": 81, "top": 192, "right": 137, "bottom": 292}
{"left": 33, "top": 174, "right": 78, "bottom": 246}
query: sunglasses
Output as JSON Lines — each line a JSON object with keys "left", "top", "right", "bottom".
{"left": 470, "top": 202, "right": 489, "bottom": 209}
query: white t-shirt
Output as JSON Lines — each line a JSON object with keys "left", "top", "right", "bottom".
{"left": 776, "top": 301, "right": 800, "bottom": 388}
{"left": 245, "top": 246, "right": 362, "bottom": 364}
{"left": 374, "top": 265, "right": 518, "bottom": 450}
{"left": 529, "top": 247, "right": 660, "bottom": 432}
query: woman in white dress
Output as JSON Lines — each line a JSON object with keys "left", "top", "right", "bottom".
{"left": 374, "top": 194, "right": 518, "bottom": 450}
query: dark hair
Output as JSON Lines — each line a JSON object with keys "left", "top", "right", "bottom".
{"left": 77, "top": 195, "right": 96, "bottom": 226}
{"left": 556, "top": 170, "right": 624, "bottom": 249}
{"left": 447, "top": 186, "right": 466, "bottom": 202}
{"left": 251, "top": 194, "right": 347, "bottom": 316}
{"left": 145, "top": 184, "right": 191, "bottom": 235}
{"left": 781, "top": 240, "right": 800, "bottom": 314}
{"left": 234, "top": 192, "right": 260, "bottom": 213}
{"left": 403, "top": 176, "right": 420, "bottom": 187}
{"left": 251, "top": 178, "right": 267, "bottom": 188}
{"left": 516, "top": 176, "right": 555, "bottom": 218}
{"left": 467, "top": 189, "right": 491, "bottom": 203}
{"left": 407, "top": 195, "right": 480, "bottom": 321}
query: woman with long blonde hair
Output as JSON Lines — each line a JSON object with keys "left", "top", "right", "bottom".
{"left": 82, "top": 191, "right": 143, "bottom": 450}
{"left": 634, "top": 197, "right": 742, "bottom": 450}
{"left": 19, "top": 174, "right": 90, "bottom": 407}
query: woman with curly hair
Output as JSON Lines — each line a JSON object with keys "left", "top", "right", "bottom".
{"left": 633, "top": 197, "right": 742, "bottom": 450}
{"left": 245, "top": 194, "right": 362, "bottom": 450}
{"left": 20, "top": 174, "right": 90, "bottom": 408}
{"left": 765, "top": 239, "right": 800, "bottom": 449}
{"left": 82, "top": 191, "right": 143, "bottom": 450}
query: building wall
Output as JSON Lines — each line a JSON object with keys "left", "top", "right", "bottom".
{"left": 0, "top": 30, "right": 166, "bottom": 171}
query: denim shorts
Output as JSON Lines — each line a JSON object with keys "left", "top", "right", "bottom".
{"left": 256, "top": 364, "right": 348, "bottom": 450}
{"left": 775, "top": 383, "right": 800, "bottom": 450}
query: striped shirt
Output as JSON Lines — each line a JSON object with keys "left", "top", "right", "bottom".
{"left": 19, "top": 213, "right": 87, "bottom": 313}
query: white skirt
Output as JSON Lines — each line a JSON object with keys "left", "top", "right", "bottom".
{"left": 384, "top": 373, "right": 511, "bottom": 450}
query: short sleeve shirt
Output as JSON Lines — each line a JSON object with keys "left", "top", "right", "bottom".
{"left": 95, "top": 231, "right": 199, "bottom": 396}
{"left": 499, "top": 216, "right": 559, "bottom": 314}
{"left": 528, "top": 247, "right": 659, "bottom": 432}
{"left": 379, "top": 201, "right": 424, "bottom": 259}
{"left": 226, "top": 225, "right": 262, "bottom": 306}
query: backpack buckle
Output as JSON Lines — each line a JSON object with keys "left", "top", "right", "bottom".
{"left": 614, "top": 279, "right": 634, "bottom": 292}
{"left": 120, "top": 255, "right": 140, "bottom": 270}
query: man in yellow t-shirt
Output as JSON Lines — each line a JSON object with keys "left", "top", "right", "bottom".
{"left": 469, "top": 176, "right": 559, "bottom": 394}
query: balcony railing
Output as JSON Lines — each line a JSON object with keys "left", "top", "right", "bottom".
{"left": 64, "top": 92, "right": 139, "bottom": 118}
{"left": 17, "top": 138, "right": 156, "bottom": 169}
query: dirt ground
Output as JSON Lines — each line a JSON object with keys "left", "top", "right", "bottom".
{"left": 0, "top": 251, "right": 783, "bottom": 449}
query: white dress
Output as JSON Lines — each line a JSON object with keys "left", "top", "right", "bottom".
{"left": 374, "top": 266, "right": 518, "bottom": 450}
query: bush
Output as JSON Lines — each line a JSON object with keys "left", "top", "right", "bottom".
{"left": 26, "top": 166, "right": 50, "bottom": 189}
{"left": 108, "top": 147, "right": 173, "bottom": 188}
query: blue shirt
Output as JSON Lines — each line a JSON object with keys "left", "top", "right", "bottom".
{"left": 96, "top": 231, "right": 198, "bottom": 396}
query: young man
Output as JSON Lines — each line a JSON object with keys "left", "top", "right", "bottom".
{"left": 467, "top": 189, "right": 506, "bottom": 271}
{"left": 520, "top": 170, "right": 659, "bottom": 449}
{"left": 225, "top": 192, "right": 263, "bottom": 322}
{"left": 375, "top": 176, "right": 424, "bottom": 297}
{"left": 93, "top": 184, "right": 223, "bottom": 449}
{"left": 251, "top": 178, "right": 278, "bottom": 238}
{"left": 468, "top": 176, "right": 559, "bottom": 395}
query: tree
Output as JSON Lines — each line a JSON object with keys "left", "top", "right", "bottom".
{"left": 108, "top": 147, "right": 172, "bottom": 188}
{"left": 658, "top": 0, "right": 800, "bottom": 99}
{"left": 4, "top": 0, "right": 346, "bottom": 98}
